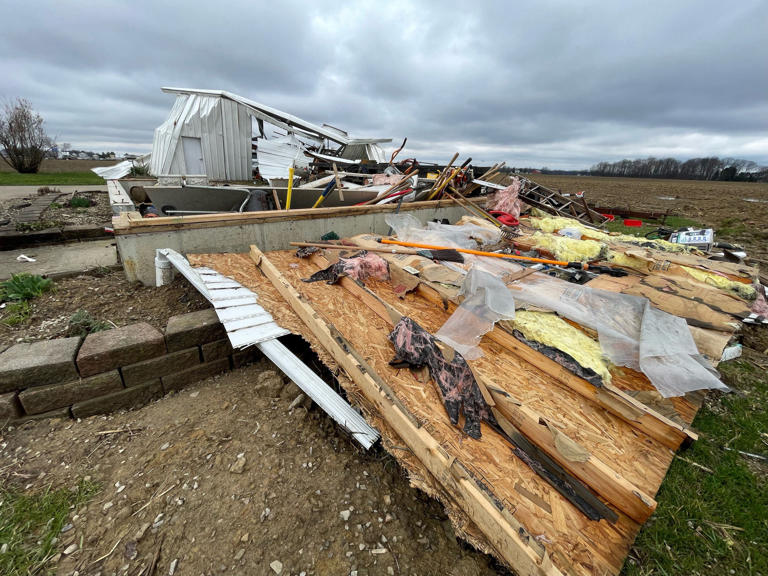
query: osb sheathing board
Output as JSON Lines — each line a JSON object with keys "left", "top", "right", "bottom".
{"left": 190, "top": 251, "right": 700, "bottom": 576}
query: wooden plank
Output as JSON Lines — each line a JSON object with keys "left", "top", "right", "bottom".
{"left": 113, "top": 197, "right": 486, "bottom": 234}
{"left": 249, "top": 245, "right": 564, "bottom": 576}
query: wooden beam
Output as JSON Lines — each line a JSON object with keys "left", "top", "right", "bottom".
{"left": 332, "top": 162, "right": 345, "bottom": 202}
{"left": 112, "top": 197, "right": 488, "bottom": 235}
{"left": 306, "top": 252, "right": 657, "bottom": 523}
{"left": 249, "top": 245, "right": 564, "bottom": 576}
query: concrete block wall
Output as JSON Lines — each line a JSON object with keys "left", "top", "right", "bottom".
{"left": 0, "top": 309, "right": 261, "bottom": 423}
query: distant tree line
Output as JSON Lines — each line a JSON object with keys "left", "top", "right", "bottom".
{"left": 589, "top": 157, "right": 767, "bottom": 182}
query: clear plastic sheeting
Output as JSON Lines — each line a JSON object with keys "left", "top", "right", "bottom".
{"left": 513, "top": 276, "right": 729, "bottom": 397}
{"left": 384, "top": 214, "right": 502, "bottom": 248}
{"left": 436, "top": 267, "right": 515, "bottom": 360}
{"left": 638, "top": 304, "right": 728, "bottom": 397}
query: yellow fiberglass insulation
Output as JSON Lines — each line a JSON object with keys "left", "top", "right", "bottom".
{"left": 529, "top": 215, "right": 689, "bottom": 253}
{"left": 682, "top": 266, "right": 756, "bottom": 299}
{"left": 530, "top": 232, "right": 606, "bottom": 262}
{"left": 506, "top": 310, "right": 612, "bottom": 383}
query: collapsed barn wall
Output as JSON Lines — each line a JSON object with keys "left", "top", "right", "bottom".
{"left": 150, "top": 93, "right": 252, "bottom": 181}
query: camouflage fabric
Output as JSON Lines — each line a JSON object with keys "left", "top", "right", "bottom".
{"left": 388, "top": 316, "right": 493, "bottom": 439}
{"left": 295, "top": 246, "right": 321, "bottom": 258}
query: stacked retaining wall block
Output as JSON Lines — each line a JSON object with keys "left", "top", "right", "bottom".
{"left": 0, "top": 309, "right": 264, "bottom": 423}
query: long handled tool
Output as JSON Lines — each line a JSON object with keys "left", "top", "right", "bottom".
{"left": 359, "top": 166, "right": 417, "bottom": 206}
{"left": 427, "top": 157, "right": 472, "bottom": 201}
{"left": 380, "top": 238, "right": 590, "bottom": 269}
{"left": 311, "top": 180, "right": 338, "bottom": 208}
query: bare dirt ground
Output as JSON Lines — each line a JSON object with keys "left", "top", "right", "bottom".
{"left": 529, "top": 175, "right": 768, "bottom": 262}
{"left": 1, "top": 363, "right": 503, "bottom": 576}
{"left": 0, "top": 271, "right": 209, "bottom": 348}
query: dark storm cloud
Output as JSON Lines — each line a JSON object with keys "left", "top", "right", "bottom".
{"left": 1, "top": 0, "right": 765, "bottom": 168}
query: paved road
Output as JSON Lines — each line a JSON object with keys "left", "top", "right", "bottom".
{"left": 0, "top": 239, "right": 118, "bottom": 280}
{"left": 0, "top": 185, "right": 107, "bottom": 202}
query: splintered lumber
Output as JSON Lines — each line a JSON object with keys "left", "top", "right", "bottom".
{"left": 248, "top": 245, "right": 564, "bottom": 576}
{"left": 483, "top": 385, "right": 655, "bottom": 523}
{"left": 305, "top": 252, "right": 657, "bottom": 524}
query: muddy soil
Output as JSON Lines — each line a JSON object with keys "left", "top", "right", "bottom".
{"left": 1, "top": 363, "right": 504, "bottom": 576}
{"left": 0, "top": 271, "right": 209, "bottom": 348}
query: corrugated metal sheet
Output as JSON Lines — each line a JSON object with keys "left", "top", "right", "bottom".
{"left": 158, "top": 249, "right": 379, "bottom": 449}
{"left": 150, "top": 94, "right": 252, "bottom": 181}
{"left": 255, "top": 134, "right": 311, "bottom": 182}
{"left": 162, "top": 87, "right": 352, "bottom": 145}
{"left": 92, "top": 154, "right": 151, "bottom": 180}
{"left": 150, "top": 87, "right": 391, "bottom": 183}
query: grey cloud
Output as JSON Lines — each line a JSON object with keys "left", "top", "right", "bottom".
{"left": 0, "top": 0, "right": 765, "bottom": 168}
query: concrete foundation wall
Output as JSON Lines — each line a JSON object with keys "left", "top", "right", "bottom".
{"left": 116, "top": 204, "right": 468, "bottom": 285}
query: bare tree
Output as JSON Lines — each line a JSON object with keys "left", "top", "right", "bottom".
{"left": 0, "top": 98, "right": 54, "bottom": 173}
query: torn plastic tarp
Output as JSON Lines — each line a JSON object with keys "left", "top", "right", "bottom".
{"left": 436, "top": 267, "right": 515, "bottom": 359}
{"left": 385, "top": 214, "right": 501, "bottom": 249}
{"left": 512, "top": 276, "right": 729, "bottom": 397}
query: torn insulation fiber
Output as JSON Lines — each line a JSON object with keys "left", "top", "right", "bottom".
{"left": 486, "top": 178, "right": 523, "bottom": 220}
{"left": 302, "top": 251, "right": 390, "bottom": 285}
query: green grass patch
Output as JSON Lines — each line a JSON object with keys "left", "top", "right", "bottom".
{"left": 0, "top": 172, "right": 104, "bottom": 186}
{"left": 1, "top": 300, "right": 31, "bottom": 327}
{"left": 717, "top": 217, "right": 748, "bottom": 238}
{"left": 625, "top": 357, "right": 768, "bottom": 575}
{"left": 66, "top": 309, "right": 112, "bottom": 337}
{"left": 1, "top": 274, "right": 53, "bottom": 301}
{"left": 0, "top": 479, "right": 100, "bottom": 575}
{"left": 15, "top": 220, "right": 61, "bottom": 232}
{"left": 67, "top": 196, "right": 93, "bottom": 208}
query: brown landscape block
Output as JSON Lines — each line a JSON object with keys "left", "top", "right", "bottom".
{"left": 165, "top": 309, "right": 225, "bottom": 352}
{"left": 121, "top": 348, "right": 201, "bottom": 387}
{"left": 16, "top": 407, "right": 71, "bottom": 423}
{"left": 0, "top": 391, "right": 23, "bottom": 420}
{"left": 201, "top": 339, "right": 233, "bottom": 362}
{"left": 18, "top": 370, "right": 123, "bottom": 415}
{"left": 232, "top": 345, "right": 263, "bottom": 368}
{"left": 0, "top": 337, "right": 81, "bottom": 393}
{"left": 72, "top": 380, "right": 162, "bottom": 418}
{"left": 77, "top": 323, "right": 165, "bottom": 377}
{"left": 161, "top": 358, "right": 229, "bottom": 393}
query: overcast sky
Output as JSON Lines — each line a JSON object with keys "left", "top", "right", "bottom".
{"left": 1, "top": 0, "right": 766, "bottom": 169}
